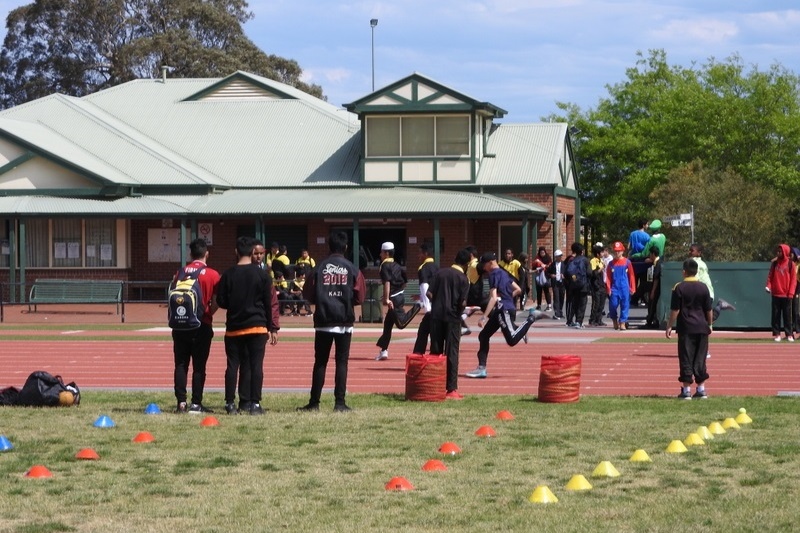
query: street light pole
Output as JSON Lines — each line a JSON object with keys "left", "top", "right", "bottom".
{"left": 370, "top": 19, "right": 378, "bottom": 91}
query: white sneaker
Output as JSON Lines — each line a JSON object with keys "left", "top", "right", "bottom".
{"left": 774, "top": 336, "right": 782, "bottom": 342}
{"left": 789, "top": 337, "right": 796, "bottom": 343}
{"left": 375, "top": 350, "right": 389, "bottom": 361}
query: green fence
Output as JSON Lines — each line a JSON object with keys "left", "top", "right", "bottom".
{"left": 657, "top": 262, "right": 773, "bottom": 329}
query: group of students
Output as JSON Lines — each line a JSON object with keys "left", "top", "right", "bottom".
{"left": 372, "top": 243, "right": 550, "bottom": 398}
{"left": 171, "top": 233, "right": 366, "bottom": 415}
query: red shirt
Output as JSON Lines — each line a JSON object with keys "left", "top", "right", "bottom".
{"left": 175, "top": 260, "right": 220, "bottom": 325}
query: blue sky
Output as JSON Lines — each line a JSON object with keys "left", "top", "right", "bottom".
{"left": 2, "top": 1, "right": 800, "bottom": 123}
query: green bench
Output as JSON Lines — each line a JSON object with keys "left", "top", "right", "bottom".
{"left": 28, "top": 279, "right": 123, "bottom": 315}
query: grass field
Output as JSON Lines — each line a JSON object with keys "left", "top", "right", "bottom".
{"left": 1, "top": 392, "right": 798, "bottom": 533}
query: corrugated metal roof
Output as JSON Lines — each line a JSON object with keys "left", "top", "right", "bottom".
{"left": 0, "top": 188, "right": 547, "bottom": 217}
{"left": 0, "top": 95, "right": 230, "bottom": 188}
{"left": 84, "top": 78, "right": 362, "bottom": 188}
{"left": 477, "top": 123, "right": 568, "bottom": 187}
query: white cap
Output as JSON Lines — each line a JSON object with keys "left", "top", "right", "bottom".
{"left": 381, "top": 242, "right": 394, "bottom": 251}
{"left": 554, "top": 249, "right": 563, "bottom": 257}
{"left": 595, "top": 242, "right": 603, "bottom": 248}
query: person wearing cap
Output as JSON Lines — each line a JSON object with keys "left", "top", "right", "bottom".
{"left": 465, "top": 252, "right": 548, "bottom": 379}
{"left": 588, "top": 243, "right": 607, "bottom": 327}
{"left": 630, "top": 219, "right": 666, "bottom": 308}
{"left": 605, "top": 241, "right": 636, "bottom": 330}
{"left": 630, "top": 219, "right": 666, "bottom": 260}
{"left": 546, "top": 249, "right": 565, "bottom": 319}
{"left": 374, "top": 241, "right": 421, "bottom": 361}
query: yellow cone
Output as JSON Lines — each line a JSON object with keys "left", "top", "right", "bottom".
{"left": 722, "top": 417, "right": 740, "bottom": 430}
{"left": 708, "top": 421, "right": 726, "bottom": 435}
{"left": 591, "top": 461, "right": 621, "bottom": 477}
{"left": 629, "top": 449, "right": 652, "bottom": 462}
{"left": 528, "top": 485, "right": 559, "bottom": 503}
{"left": 683, "top": 433, "right": 705, "bottom": 446}
{"left": 735, "top": 412, "right": 753, "bottom": 425}
{"left": 696, "top": 426, "right": 714, "bottom": 440}
{"left": 565, "top": 474, "right": 593, "bottom": 491}
{"left": 666, "top": 440, "right": 688, "bottom": 453}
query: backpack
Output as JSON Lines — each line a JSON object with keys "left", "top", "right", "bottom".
{"left": 17, "top": 371, "right": 80, "bottom": 407}
{"left": 566, "top": 256, "right": 589, "bottom": 293}
{"left": 168, "top": 267, "right": 204, "bottom": 330}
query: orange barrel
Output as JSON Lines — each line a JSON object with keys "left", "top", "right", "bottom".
{"left": 537, "top": 355, "right": 581, "bottom": 403}
{"left": 405, "top": 354, "right": 446, "bottom": 402}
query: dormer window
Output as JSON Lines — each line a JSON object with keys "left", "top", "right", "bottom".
{"left": 366, "top": 115, "right": 470, "bottom": 158}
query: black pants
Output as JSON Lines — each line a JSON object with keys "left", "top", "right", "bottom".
{"left": 589, "top": 286, "right": 606, "bottom": 325}
{"left": 771, "top": 296, "right": 793, "bottom": 337}
{"left": 551, "top": 281, "right": 565, "bottom": 318}
{"left": 172, "top": 322, "right": 214, "bottom": 405}
{"left": 308, "top": 330, "right": 351, "bottom": 406}
{"left": 412, "top": 313, "right": 432, "bottom": 354}
{"left": 677, "top": 332, "right": 709, "bottom": 385}
{"left": 569, "top": 290, "right": 588, "bottom": 325}
{"left": 224, "top": 333, "right": 267, "bottom": 407}
{"left": 429, "top": 319, "right": 461, "bottom": 392}
{"left": 476, "top": 305, "right": 534, "bottom": 367}
{"left": 376, "top": 293, "right": 415, "bottom": 350}
{"left": 536, "top": 282, "right": 552, "bottom": 307}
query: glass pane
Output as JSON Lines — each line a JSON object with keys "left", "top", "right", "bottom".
{"left": 0, "top": 219, "right": 8, "bottom": 268}
{"left": 86, "top": 219, "right": 117, "bottom": 267}
{"left": 366, "top": 117, "right": 400, "bottom": 156}
{"left": 53, "top": 219, "right": 82, "bottom": 267}
{"left": 402, "top": 117, "right": 434, "bottom": 156}
{"left": 436, "top": 116, "right": 470, "bottom": 156}
{"left": 25, "top": 219, "right": 49, "bottom": 267}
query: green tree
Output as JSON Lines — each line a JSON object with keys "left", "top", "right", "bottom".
{"left": 650, "top": 160, "right": 790, "bottom": 261}
{"left": 549, "top": 50, "right": 800, "bottom": 244}
{"left": 0, "top": 0, "right": 323, "bottom": 108}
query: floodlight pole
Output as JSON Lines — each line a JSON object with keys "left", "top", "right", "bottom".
{"left": 370, "top": 19, "right": 378, "bottom": 91}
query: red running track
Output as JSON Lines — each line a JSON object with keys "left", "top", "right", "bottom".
{"left": 2, "top": 326, "right": 799, "bottom": 397}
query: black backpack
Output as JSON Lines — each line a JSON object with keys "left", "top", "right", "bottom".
{"left": 168, "top": 267, "right": 204, "bottom": 329}
{"left": 17, "top": 371, "right": 80, "bottom": 407}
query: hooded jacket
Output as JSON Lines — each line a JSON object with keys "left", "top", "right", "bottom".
{"left": 766, "top": 244, "right": 796, "bottom": 298}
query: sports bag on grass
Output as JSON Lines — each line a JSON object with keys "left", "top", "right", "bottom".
{"left": 17, "top": 371, "right": 80, "bottom": 407}
{"left": 168, "top": 267, "right": 204, "bottom": 329}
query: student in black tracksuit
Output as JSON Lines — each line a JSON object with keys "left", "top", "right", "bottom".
{"left": 374, "top": 241, "right": 421, "bottom": 360}
{"left": 216, "top": 236, "right": 279, "bottom": 415}
{"left": 297, "top": 231, "right": 366, "bottom": 412}
{"left": 412, "top": 243, "right": 439, "bottom": 355}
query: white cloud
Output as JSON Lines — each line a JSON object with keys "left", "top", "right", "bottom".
{"left": 652, "top": 18, "right": 739, "bottom": 44}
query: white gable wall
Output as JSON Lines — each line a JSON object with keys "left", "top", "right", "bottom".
{"left": 0, "top": 158, "right": 97, "bottom": 190}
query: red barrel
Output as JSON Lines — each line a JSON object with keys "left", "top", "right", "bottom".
{"left": 537, "top": 355, "right": 581, "bottom": 403}
{"left": 405, "top": 354, "right": 446, "bottom": 402}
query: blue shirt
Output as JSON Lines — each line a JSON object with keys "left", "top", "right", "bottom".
{"left": 488, "top": 267, "right": 516, "bottom": 309}
{"left": 628, "top": 229, "right": 650, "bottom": 255}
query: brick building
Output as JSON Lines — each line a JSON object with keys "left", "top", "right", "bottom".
{"left": 0, "top": 71, "right": 579, "bottom": 300}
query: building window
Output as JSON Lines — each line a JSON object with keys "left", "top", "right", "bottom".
{"left": 401, "top": 117, "right": 434, "bottom": 155}
{"left": 366, "top": 117, "right": 400, "bottom": 156}
{"left": 437, "top": 116, "right": 470, "bottom": 155}
{"left": 0, "top": 219, "right": 9, "bottom": 268}
{"left": 26, "top": 219, "right": 49, "bottom": 268}
{"left": 13, "top": 218, "right": 118, "bottom": 268}
{"left": 53, "top": 219, "right": 82, "bottom": 268}
{"left": 366, "top": 115, "right": 470, "bottom": 157}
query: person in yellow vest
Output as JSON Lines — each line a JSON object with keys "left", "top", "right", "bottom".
{"left": 295, "top": 248, "right": 316, "bottom": 275}
{"left": 499, "top": 249, "right": 521, "bottom": 281}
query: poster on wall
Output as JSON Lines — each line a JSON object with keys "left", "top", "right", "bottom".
{"left": 147, "top": 228, "right": 186, "bottom": 263}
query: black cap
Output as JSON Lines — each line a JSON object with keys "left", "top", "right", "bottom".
{"left": 478, "top": 251, "right": 497, "bottom": 268}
